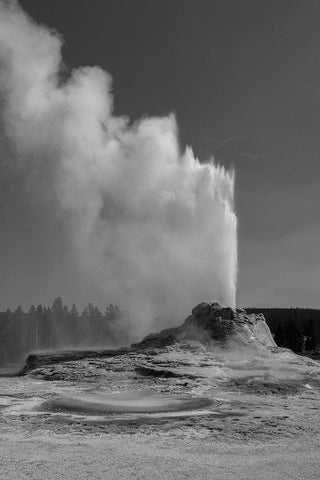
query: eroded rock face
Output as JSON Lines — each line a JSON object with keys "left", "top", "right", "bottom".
{"left": 132, "top": 302, "right": 276, "bottom": 350}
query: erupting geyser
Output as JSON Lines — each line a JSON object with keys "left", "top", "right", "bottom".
{"left": 0, "top": 2, "right": 237, "bottom": 336}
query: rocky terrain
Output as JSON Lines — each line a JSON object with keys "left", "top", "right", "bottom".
{"left": 1, "top": 303, "right": 320, "bottom": 479}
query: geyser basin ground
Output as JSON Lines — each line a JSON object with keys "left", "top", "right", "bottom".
{"left": 1, "top": 304, "right": 320, "bottom": 479}
{"left": 40, "top": 391, "right": 213, "bottom": 415}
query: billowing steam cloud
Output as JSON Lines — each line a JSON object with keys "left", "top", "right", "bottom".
{"left": 0, "top": 1, "right": 237, "bottom": 337}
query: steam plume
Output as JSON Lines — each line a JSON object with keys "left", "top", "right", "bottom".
{"left": 0, "top": 1, "right": 237, "bottom": 336}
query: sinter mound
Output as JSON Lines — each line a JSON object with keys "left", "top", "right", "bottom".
{"left": 132, "top": 302, "right": 276, "bottom": 350}
{"left": 19, "top": 303, "right": 276, "bottom": 376}
{"left": 18, "top": 301, "right": 320, "bottom": 398}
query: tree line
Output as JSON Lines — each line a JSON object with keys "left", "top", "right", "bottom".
{"left": 247, "top": 308, "right": 320, "bottom": 354}
{"left": 0, "top": 297, "right": 129, "bottom": 366}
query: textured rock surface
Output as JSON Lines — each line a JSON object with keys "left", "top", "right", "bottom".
{"left": 132, "top": 302, "right": 276, "bottom": 350}
{"left": 18, "top": 349, "right": 129, "bottom": 376}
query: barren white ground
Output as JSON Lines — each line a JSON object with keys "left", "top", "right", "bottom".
{"left": 1, "top": 343, "right": 320, "bottom": 480}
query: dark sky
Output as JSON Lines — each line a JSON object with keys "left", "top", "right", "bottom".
{"left": 1, "top": 0, "right": 320, "bottom": 309}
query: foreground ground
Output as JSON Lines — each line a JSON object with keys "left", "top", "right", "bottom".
{"left": 1, "top": 339, "right": 320, "bottom": 479}
{"left": 1, "top": 429, "right": 320, "bottom": 480}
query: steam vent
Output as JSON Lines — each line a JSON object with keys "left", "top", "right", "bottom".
{"left": 132, "top": 302, "right": 276, "bottom": 350}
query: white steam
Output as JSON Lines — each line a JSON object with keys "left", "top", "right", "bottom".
{"left": 0, "top": 1, "right": 237, "bottom": 336}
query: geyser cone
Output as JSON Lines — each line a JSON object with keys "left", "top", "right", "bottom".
{"left": 132, "top": 302, "right": 276, "bottom": 350}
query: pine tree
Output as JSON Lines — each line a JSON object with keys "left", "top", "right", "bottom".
{"left": 69, "top": 303, "right": 80, "bottom": 345}
{"left": 275, "top": 322, "right": 285, "bottom": 347}
{"left": 285, "top": 312, "right": 304, "bottom": 353}
{"left": 27, "top": 305, "right": 37, "bottom": 351}
{"left": 305, "top": 318, "right": 318, "bottom": 351}
{"left": 13, "top": 305, "right": 24, "bottom": 359}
